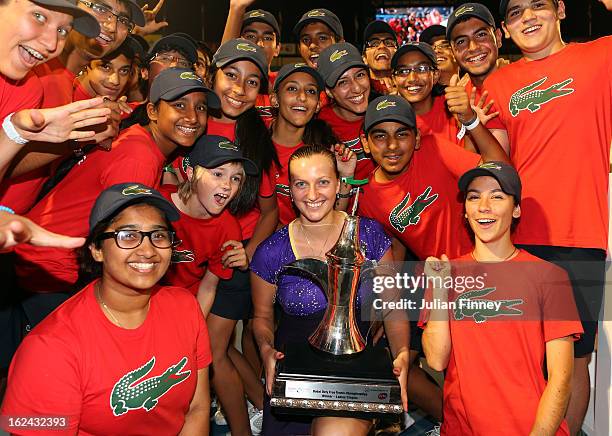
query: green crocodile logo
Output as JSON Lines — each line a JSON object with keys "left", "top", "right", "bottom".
{"left": 344, "top": 137, "right": 366, "bottom": 161}
{"left": 122, "top": 185, "right": 152, "bottom": 196}
{"left": 307, "top": 10, "right": 326, "bottom": 17}
{"left": 179, "top": 71, "right": 200, "bottom": 81}
{"left": 477, "top": 162, "right": 502, "bottom": 170}
{"left": 454, "top": 5, "right": 474, "bottom": 17}
{"left": 110, "top": 357, "right": 191, "bottom": 416}
{"left": 330, "top": 49, "right": 348, "bottom": 62}
{"left": 454, "top": 287, "right": 523, "bottom": 323}
{"left": 293, "top": 62, "right": 307, "bottom": 68}
{"left": 376, "top": 99, "right": 396, "bottom": 111}
{"left": 218, "top": 140, "right": 239, "bottom": 151}
{"left": 389, "top": 187, "right": 438, "bottom": 233}
{"left": 236, "top": 42, "right": 257, "bottom": 52}
{"left": 171, "top": 249, "right": 195, "bottom": 263}
{"left": 248, "top": 10, "right": 266, "bottom": 18}
{"left": 509, "top": 77, "right": 574, "bottom": 117}
{"left": 275, "top": 183, "right": 290, "bottom": 197}
{"left": 181, "top": 156, "right": 191, "bottom": 173}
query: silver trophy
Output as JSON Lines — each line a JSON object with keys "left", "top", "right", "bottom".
{"left": 270, "top": 211, "right": 403, "bottom": 416}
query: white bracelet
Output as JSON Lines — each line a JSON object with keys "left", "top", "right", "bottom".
{"left": 2, "top": 113, "right": 28, "bottom": 145}
{"left": 464, "top": 115, "right": 480, "bottom": 131}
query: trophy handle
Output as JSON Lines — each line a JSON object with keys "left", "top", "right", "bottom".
{"left": 282, "top": 259, "right": 329, "bottom": 294}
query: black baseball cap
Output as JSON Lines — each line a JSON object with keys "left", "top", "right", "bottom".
{"left": 185, "top": 135, "right": 259, "bottom": 176}
{"left": 365, "top": 95, "right": 417, "bottom": 133}
{"left": 89, "top": 183, "right": 179, "bottom": 232}
{"left": 419, "top": 25, "right": 446, "bottom": 45}
{"left": 148, "top": 34, "right": 198, "bottom": 65}
{"left": 31, "top": 0, "right": 100, "bottom": 38}
{"left": 293, "top": 9, "right": 344, "bottom": 39}
{"left": 447, "top": 3, "right": 495, "bottom": 40}
{"left": 363, "top": 20, "right": 397, "bottom": 45}
{"left": 391, "top": 42, "right": 437, "bottom": 70}
{"left": 212, "top": 39, "right": 268, "bottom": 82}
{"left": 458, "top": 161, "right": 522, "bottom": 203}
{"left": 317, "top": 42, "right": 367, "bottom": 88}
{"left": 124, "top": 35, "right": 145, "bottom": 60}
{"left": 273, "top": 63, "right": 324, "bottom": 92}
{"left": 124, "top": 0, "right": 145, "bottom": 27}
{"left": 243, "top": 9, "right": 281, "bottom": 39}
{"left": 149, "top": 68, "right": 220, "bottom": 109}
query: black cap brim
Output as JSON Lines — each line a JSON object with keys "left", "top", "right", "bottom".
{"left": 126, "top": 0, "right": 145, "bottom": 27}
{"left": 365, "top": 115, "right": 415, "bottom": 134}
{"left": 31, "top": 0, "right": 100, "bottom": 38}
{"left": 149, "top": 35, "right": 198, "bottom": 65}
{"left": 392, "top": 44, "right": 437, "bottom": 69}
{"left": 274, "top": 65, "right": 325, "bottom": 92}
{"left": 155, "top": 85, "right": 220, "bottom": 110}
{"left": 215, "top": 56, "right": 269, "bottom": 83}
{"left": 89, "top": 196, "right": 179, "bottom": 232}
{"left": 458, "top": 166, "right": 520, "bottom": 202}
{"left": 204, "top": 157, "right": 259, "bottom": 176}
{"left": 324, "top": 60, "right": 368, "bottom": 88}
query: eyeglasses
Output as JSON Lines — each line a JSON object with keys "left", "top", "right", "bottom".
{"left": 150, "top": 53, "right": 193, "bottom": 69}
{"left": 431, "top": 41, "right": 451, "bottom": 51}
{"left": 98, "top": 230, "right": 179, "bottom": 249}
{"left": 394, "top": 65, "right": 437, "bottom": 77}
{"left": 79, "top": 0, "right": 135, "bottom": 32}
{"left": 365, "top": 38, "right": 398, "bottom": 49}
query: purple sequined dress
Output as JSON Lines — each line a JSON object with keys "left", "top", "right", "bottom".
{"left": 250, "top": 217, "right": 392, "bottom": 435}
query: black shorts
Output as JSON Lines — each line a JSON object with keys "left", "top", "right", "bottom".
{"left": 210, "top": 239, "right": 253, "bottom": 320}
{"left": 517, "top": 245, "right": 605, "bottom": 357}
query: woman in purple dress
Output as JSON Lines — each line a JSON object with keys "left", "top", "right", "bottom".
{"left": 250, "top": 144, "right": 410, "bottom": 435}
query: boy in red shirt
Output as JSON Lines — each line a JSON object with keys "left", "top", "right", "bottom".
{"left": 362, "top": 20, "right": 398, "bottom": 95}
{"left": 293, "top": 8, "right": 344, "bottom": 69}
{"left": 482, "top": 2, "right": 611, "bottom": 431}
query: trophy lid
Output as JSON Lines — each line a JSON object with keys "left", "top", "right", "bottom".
{"left": 326, "top": 214, "right": 365, "bottom": 265}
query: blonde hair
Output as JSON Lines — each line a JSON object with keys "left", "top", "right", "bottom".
{"left": 177, "top": 164, "right": 246, "bottom": 205}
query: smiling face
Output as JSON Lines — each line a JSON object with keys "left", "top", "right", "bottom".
{"left": 364, "top": 32, "right": 397, "bottom": 73}
{"left": 430, "top": 36, "right": 458, "bottom": 76}
{"left": 1, "top": 0, "right": 74, "bottom": 80}
{"left": 298, "top": 22, "right": 338, "bottom": 68}
{"left": 272, "top": 71, "right": 320, "bottom": 128}
{"left": 147, "top": 92, "right": 208, "bottom": 155}
{"left": 328, "top": 67, "right": 370, "bottom": 119}
{"left": 502, "top": 0, "right": 565, "bottom": 60}
{"left": 451, "top": 18, "right": 501, "bottom": 79}
{"left": 213, "top": 60, "right": 262, "bottom": 120}
{"left": 187, "top": 163, "right": 244, "bottom": 218}
{"left": 91, "top": 204, "right": 173, "bottom": 292}
{"left": 289, "top": 153, "right": 339, "bottom": 224}
{"left": 85, "top": 53, "right": 132, "bottom": 100}
{"left": 362, "top": 121, "right": 419, "bottom": 182}
{"left": 393, "top": 51, "right": 439, "bottom": 107}
{"left": 241, "top": 21, "right": 280, "bottom": 66}
{"left": 72, "top": 0, "right": 130, "bottom": 60}
{"left": 465, "top": 175, "right": 521, "bottom": 244}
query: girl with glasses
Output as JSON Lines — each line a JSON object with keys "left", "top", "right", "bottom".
{"left": 2, "top": 183, "right": 212, "bottom": 434}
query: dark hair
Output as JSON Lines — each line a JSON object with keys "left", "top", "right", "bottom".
{"left": 77, "top": 203, "right": 174, "bottom": 285}
{"left": 101, "top": 39, "right": 135, "bottom": 64}
{"left": 302, "top": 118, "right": 340, "bottom": 149}
{"left": 288, "top": 144, "right": 339, "bottom": 181}
{"left": 208, "top": 65, "right": 280, "bottom": 215}
{"left": 197, "top": 41, "right": 214, "bottom": 60}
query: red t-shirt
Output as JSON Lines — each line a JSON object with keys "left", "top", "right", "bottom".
{"left": 483, "top": 37, "right": 612, "bottom": 250}
{"left": 1, "top": 281, "right": 211, "bottom": 436}
{"left": 417, "top": 95, "right": 464, "bottom": 147}
{"left": 419, "top": 251, "right": 582, "bottom": 436}
{"left": 464, "top": 77, "right": 504, "bottom": 130}
{"left": 255, "top": 70, "right": 278, "bottom": 121}
{"left": 14, "top": 125, "right": 166, "bottom": 293}
{"left": 0, "top": 72, "right": 45, "bottom": 214}
{"left": 370, "top": 77, "right": 392, "bottom": 95}
{"left": 33, "top": 58, "right": 75, "bottom": 109}
{"left": 160, "top": 185, "right": 242, "bottom": 294}
{"left": 272, "top": 141, "right": 303, "bottom": 225}
{"left": 73, "top": 78, "right": 93, "bottom": 102}
{"left": 317, "top": 104, "right": 376, "bottom": 180}
{"left": 358, "top": 135, "right": 479, "bottom": 260}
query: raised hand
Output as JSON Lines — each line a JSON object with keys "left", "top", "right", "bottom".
{"left": 332, "top": 143, "right": 356, "bottom": 178}
{"left": 444, "top": 74, "right": 475, "bottom": 124}
{"left": 133, "top": 0, "right": 169, "bottom": 36}
{"left": 11, "top": 97, "right": 110, "bottom": 143}
{"left": 469, "top": 87, "right": 499, "bottom": 126}
{"left": 424, "top": 254, "right": 451, "bottom": 280}
{"left": 221, "top": 240, "right": 249, "bottom": 271}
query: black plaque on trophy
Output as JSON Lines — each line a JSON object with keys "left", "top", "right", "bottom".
{"left": 270, "top": 214, "right": 403, "bottom": 417}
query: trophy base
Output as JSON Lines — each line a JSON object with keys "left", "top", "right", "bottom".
{"left": 271, "top": 341, "right": 403, "bottom": 417}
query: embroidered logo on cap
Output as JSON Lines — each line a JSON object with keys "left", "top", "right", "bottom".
{"left": 330, "top": 49, "right": 348, "bottom": 62}
{"left": 307, "top": 10, "right": 326, "bottom": 17}
{"left": 236, "top": 42, "right": 257, "bottom": 52}
{"left": 293, "top": 62, "right": 307, "bottom": 67}
{"left": 122, "top": 185, "right": 152, "bottom": 196}
{"left": 454, "top": 5, "right": 475, "bottom": 17}
{"left": 179, "top": 71, "right": 201, "bottom": 81}
{"left": 218, "top": 140, "right": 239, "bottom": 151}
{"left": 248, "top": 10, "right": 266, "bottom": 18}
{"left": 478, "top": 162, "right": 502, "bottom": 170}
{"left": 376, "top": 99, "right": 396, "bottom": 111}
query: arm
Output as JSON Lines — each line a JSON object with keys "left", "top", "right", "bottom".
{"left": 529, "top": 337, "right": 574, "bottom": 436}
{"left": 244, "top": 194, "right": 278, "bottom": 262}
{"left": 390, "top": 236, "right": 406, "bottom": 262}
{"left": 196, "top": 270, "right": 220, "bottom": 318}
{"left": 251, "top": 272, "right": 283, "bottom": 395}
{"left": 178, "top": 367, "right": 209, "bottom": 436}
{"left": 333, "top": 143, "right": 357, "bottom": 212}
{"left": 221, "top": 0, "right": 256, "bottom": 44}
{"left": 421, "top": 255, "right": 452, "bottom": 371}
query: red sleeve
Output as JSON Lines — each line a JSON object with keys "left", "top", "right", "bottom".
{"left": 1, "top": 333, "right": 82, "bottom": 435}
{"left": 194, "top": 300, "right": 212, "bottom": 369}
{"left": 207, "top": 214, "right": 242, "bottom": 280}
{"left": 258, "top": 169, "right": 275, "bottom": 198}
{"left": 431, "top": 136, "right": 481, "bottom": 179}
{"left": 100, "top": 156, "right": 161, "bottom": 189}
{"left": 481, "top": 77, "right": 507, "bottom": 131}
{"left": 540, "top": 265, "right": 584, "bottom": 342}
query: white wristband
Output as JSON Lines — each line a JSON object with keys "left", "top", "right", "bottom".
{"left": 2, "top": 113, "right": 28, "bottom": 145}
{"left": 464, "top": 115, "right": 480, "bottom": 131}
